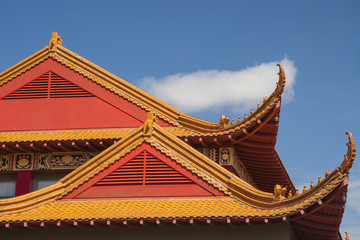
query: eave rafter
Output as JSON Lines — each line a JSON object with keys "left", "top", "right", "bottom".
{"left": 0, "top": 139, "right": 114, "bottom": 153}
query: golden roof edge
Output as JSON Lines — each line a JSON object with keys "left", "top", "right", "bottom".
{"left": 177, "top": 63, "right": 285, "bottom": 135}
{"left": 0, "top": 182, "right": 65, "bottom": 215}
{"left": 150, "top": 123, "right": 275, "bottom": 200}
{"left": 0, "top": 132, "right": 353, "bottom": 219}
{"left": 0, "top": 47, "right": 49, "bottom": 86}
{"left": 270, "top": 131, "right": 356, "bottom": 207}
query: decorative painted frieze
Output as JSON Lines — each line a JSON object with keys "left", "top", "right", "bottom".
{"left": 13, "top": 153, "right": 34, "bottom": 170}
{"left": 50, "top": 152, "right": 87, "bottom": 169}
{"left": 1, "top": 151, "right": 100, "bottom": 171}
{"left": 36, "top": 153, "right": 51, "bottom": 170}
{"left": 208, "top": 148, "right": 219, "bottom": 163}
{"left": 0, "top": 154, "right": 9, "bottom": 171}
{"left": 197, "top": 147, "right": 255, "bottom": 186}
{"left": 219, "top": 148, "right": 231, "bottom": 165}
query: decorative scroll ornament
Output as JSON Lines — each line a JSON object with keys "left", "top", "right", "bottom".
{"left": 339, "top": 131, "right": 356, "bottom": 173}
{"left": 143, "top": 112, "right": 157, "bottom": 138}
{"left": 274, "top": 63, "right": 286, "bottom": 96}
{"left": 49, "top": 32, "right": 62, "bottom": 53}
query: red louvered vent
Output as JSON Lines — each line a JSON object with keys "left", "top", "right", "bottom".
{"left": 3, "top": 71, "right": 93, "bottom": 99}
{"left": 3, "top": 73, "right": 49, "bottom": 99}
{"left": 146, "top": 152, "right": 192, "bottom": 185}
{"left": 95, "top": 151, "right": 193, "bottom": 186}
{"left": 50, "top": 72, "right": 93, "bottom": 98}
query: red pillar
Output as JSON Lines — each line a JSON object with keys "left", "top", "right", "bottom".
{"left": 15, "top": 171, "right": 32, "bottom": 196}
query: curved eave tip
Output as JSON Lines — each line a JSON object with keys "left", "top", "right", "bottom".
{"left": 339, "top": 131, "right": 356, "bottom": 173}
{"left": 275, "top": 63, "right": 286, "bottom": 96}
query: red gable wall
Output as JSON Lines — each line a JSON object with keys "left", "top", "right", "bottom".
{"left": 0, "top": 59, "right": 172, "bottom": 131}
{"left": 63, "top": 143, "right": 225, "bottom": 199}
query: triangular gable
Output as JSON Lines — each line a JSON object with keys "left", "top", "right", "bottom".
{"left": 0, "top": 58, "right": 172, "bottom": 131}
{"left": 63, "top": 142, "right": 224, "bottom": 199}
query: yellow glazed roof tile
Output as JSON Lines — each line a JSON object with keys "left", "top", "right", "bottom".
{"left": 0, "top": 174, "right": 345, "bottom": 222}
{"left": 0, "top": 128, "right": 198, "bottom": 143}
{"left": 0, "top": 125, "right": 354, "bottom": 222}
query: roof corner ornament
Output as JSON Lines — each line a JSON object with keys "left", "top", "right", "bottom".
{"left": 274, "top": 63, "right": 286, "bottom": 96}
{"left": 219, "top": 115, "right": 230, "bottom": 129}
{"left": 345, "top": 232, "right": 350, "bottom": 240}
{"left": 49, "top": 32, "right": 62, "bottom": 53}
{"left": 143, "top": 112, "right": 157, "bottom": 138}
{"left": 339, "top": 131, "right": 356, "bottom": 173}
{"left": 273, "top": 184, "right": 287, "bottom": 201}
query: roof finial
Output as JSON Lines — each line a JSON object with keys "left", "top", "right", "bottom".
{"left": 49, "top": 32, "right": 62, "bottom": 53}
{"left": 295, "top": 189, "right": 299, "bottom": 196}
{"left": 143, "top": 112, "right": 157, "bottom": 138}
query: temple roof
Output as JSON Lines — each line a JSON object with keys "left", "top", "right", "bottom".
{"left": 0, "top": 123, "right": 355, "bottom": 224}
{"left": 0, "top": 124, "right": 356, "bottom": 240}
{"left": 0, "top": 33, "right": 291, "bottom": 193}
{"left": 0, "top": 34, "right": 356, "bottom": 239}
{"left": 0, "top": 34, "right": 286, "bottom": 136}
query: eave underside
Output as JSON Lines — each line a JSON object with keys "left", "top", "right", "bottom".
{"left": 183, "top": 101, "right": 295, "bottom": 193}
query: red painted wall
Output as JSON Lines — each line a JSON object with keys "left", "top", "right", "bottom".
{"left": 0, "top": 98, "right": 145, "bottom": 131}
{"left": 63, "top": 143, "right": 225, "bottom": 199}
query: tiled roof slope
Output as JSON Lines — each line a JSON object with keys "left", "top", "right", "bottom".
{"left": 0, "top": 121, "right": 355, "bottom": 222}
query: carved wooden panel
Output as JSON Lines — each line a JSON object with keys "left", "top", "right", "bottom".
{"left": 13, "top": 153, "right": 34, "bottom": 171}
{"left": 2, "top": 151, "right": 100, "bottom": 171}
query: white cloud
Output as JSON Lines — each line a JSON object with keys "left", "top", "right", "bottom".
{"left": 141, "top": 57, "right": 297, "bottom": 113}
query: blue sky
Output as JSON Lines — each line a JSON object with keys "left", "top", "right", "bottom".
{"left": 0, "top": 0, "right": 359, "bottom": 238}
